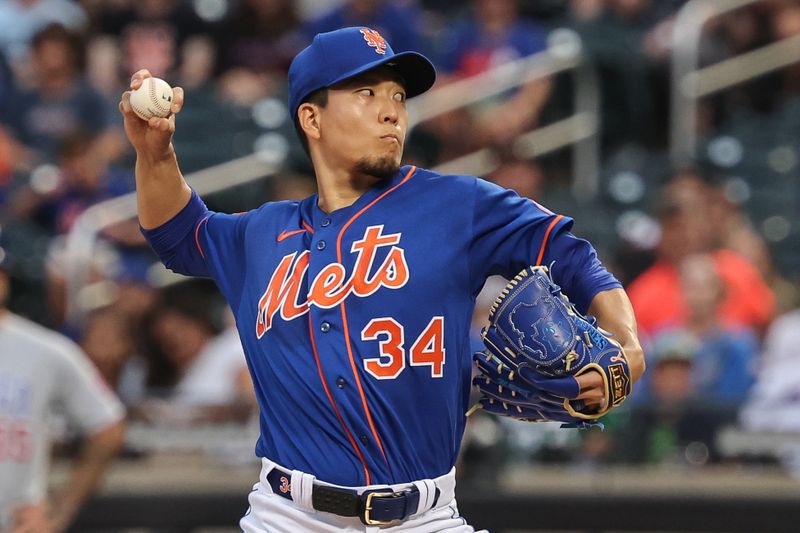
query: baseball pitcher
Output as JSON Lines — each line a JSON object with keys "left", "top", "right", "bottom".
{"left": 120, "top": 27, "right": 645, "bottom": 532}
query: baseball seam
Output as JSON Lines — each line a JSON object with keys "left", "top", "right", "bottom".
{"left": 148, "top": 79, "right": 171, "bottom": 115}
{"left": 131, "top": 100, "right": 152, "bottom": 121}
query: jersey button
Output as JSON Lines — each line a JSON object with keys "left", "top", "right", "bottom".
{"left": 321, "top": 219, "right": 331, "bottom": 227}
{"left": 320, "top": 321, "right": 331, "bottom": 333}
{"left": 359, "top": 435, "right": 369, "bottom": 445}
{"left": 316, "top": 240, "right": 326, "bottom": 250}
{"left": 335, "top": 377, "right": 346, "bottom": 388}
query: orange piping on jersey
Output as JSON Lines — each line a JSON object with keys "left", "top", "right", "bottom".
{"left": 302, "top": 221, "right": 315, "bottom": 234}
{"left": 195, "top": 216, "right": 210, "bottom": 258}
{"left": 535, "top": 215, "right": 564, "bottom": 266}
{"left": 308, "top": 314, "right": 372, "bottom": 484}
{"left": 277, "top": 229, "right": 307, "bottom": 242}
{"left": 335, "top": 166, "right": 417, "bottom": 468}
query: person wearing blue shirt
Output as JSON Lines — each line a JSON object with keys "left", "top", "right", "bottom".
{"left": 304, "top": 0, "right": 424, "bottom": 54}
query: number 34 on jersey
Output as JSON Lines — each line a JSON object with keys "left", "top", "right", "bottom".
{"left": 361, "top": 316, "right": 445, "bottom": 380}
{"left": 255, "top": 224, "right": 446, "bottom": 380}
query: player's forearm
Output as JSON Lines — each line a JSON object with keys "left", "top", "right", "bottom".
{"left": 135, "top": 145, "right": 192, "bottom": 230}
{"left": 588, "top": 287, "right": 646, "bottom": 383}
{"left": 50, "top": 421, "right": 125, "bottom": 532}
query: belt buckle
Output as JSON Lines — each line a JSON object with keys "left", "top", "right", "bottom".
{"left": 363, "top": 491, "right": 396, "bottom": 526}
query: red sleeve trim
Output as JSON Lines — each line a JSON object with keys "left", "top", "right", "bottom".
{"left": 536, "top": 215, "right": 564, "bottom": 266}
{"left": 195, "top": 216, "right": 210, "bottom": 258}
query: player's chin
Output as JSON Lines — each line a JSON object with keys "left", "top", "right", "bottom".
{"left": 354, "top": 155, "right": 401, "bottom": 181}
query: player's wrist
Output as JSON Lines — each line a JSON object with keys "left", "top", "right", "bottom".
{"left": 136, "top": 143, "right": 176, "bottom": 167}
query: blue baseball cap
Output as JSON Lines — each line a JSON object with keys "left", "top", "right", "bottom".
{"left": 288, "top": 27, "right": 437, "bottom": 123}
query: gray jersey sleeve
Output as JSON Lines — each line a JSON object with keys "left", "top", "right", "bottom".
{"left": 52, "top": 340, "right": 125, "bottom": 433}
{"left": 0, "top": 314, "right": 123, "bottom": 523}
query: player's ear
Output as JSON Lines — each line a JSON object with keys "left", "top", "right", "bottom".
{"left": 298, "top": 103, "right": 322, "bottom": 142}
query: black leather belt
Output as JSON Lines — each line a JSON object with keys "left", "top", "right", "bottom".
{"left": 266, "top": 467, "right": 439, "bottom": 526}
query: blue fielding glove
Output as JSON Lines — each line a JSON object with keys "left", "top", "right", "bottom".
{"left": 469, "top": 266, "right": 632, "bottom": 426}
{"left": 471, "top": 350, "right": 601, "bottom": 429}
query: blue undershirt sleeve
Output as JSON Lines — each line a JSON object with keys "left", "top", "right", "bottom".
{"left": 543, "top": 227, "right": 623, "bottom": 315}
{"left": 140, "top": 189, "right": 212, "bottom": 278}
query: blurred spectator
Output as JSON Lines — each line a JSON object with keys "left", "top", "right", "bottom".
{"left": 741, "top": 308, "right": 800, "bottom": 433}
{"left": 84, "top": 33, "right": 125, "bottom": 114}
{"left": 0, "top": 53, "right": 18, "bottom": 190}
{"left": 121, "top": 21, "right": 178, "bottom": 81}
{"left": 707, "top": 184, "right": 800, "bottom": 314}
{"left": 8, "top": 131, "right": 141, "bottom": 325}
{"left": 622, "top": 251, "right": 759, "bottom": 465}
{"left": 0, "top": 0, "right": 87, "bottom": 65}
{"left": 152, "top": 312, "right": 246, "bottom": 407}
{"left": 220, "top": 0, "right": 302, "bottom": 75}
{"left": 2, "top": 24, "right": 123, "bottom": 165}
{"left": 81, "top": 306, "right": 147, "bottom": 407}
{"left": 740, "top": 305, "right": 800, "bottom": 474}
{"left": 627, "top": 170, "right": 775, "bottom": 335}
{"left": 633, "top": 255, "right": 759, "bottom": 408}
{"left": 566, "top": 0, "right": 663, "bottom": 148}
{"left": 216, "top": 0, "right": 302, "bottom": 106}
{"left": 678, "top": 253, "right": 757, "bottom": 403}
{"left": 616, "top": 328, "right": 737, "bottom": 465}
{"left": 12, "top": 133, "right": 134, "bottom": 235}
{"left": 216, "top": 66, "right": 274, "bottom": 108}
{"left": 619, "top": 330, "right": 696, "bottom": 464}
{"left": 709, "top": 4, "right": 781, "bottom": 118}
{"left": 0, "top": 124, "right": 29, "bottom": 208}
{"left": 645, "top": 330, "right": 696, "bottom": 406}
{"left": 109, "top": 251, "right": 161, "bottom": 326}
{"left": 304, "top": 0, "right": 424, "bottom": 54}
{"left": 0, "top": 250, "right": 125, "bottom": 533}
{"left": 437, "top": 0, "right": 552, "bottom": 147}
{"left": 94, "top": 0, "right": 214, "bottom": 85}
{"left": 771, "top": 1, "right": 800, "bottom": 98}
{"left": 136, "top": 284, "right": 251, "bottom": 423}
{"left": 440, "top": 0, "right": 547, "bottom": 78}
{"left": 486, "top": 158, "right": 545, "bottom": 200}
{"left": 568, "top": 0, "right": 605, "bottom": 23}
{"left": 178, "top": 34, "right": 218, "bottom": 92}
{"left": 94, "top": 0, "right": 211, "bottom": 48}
{"left": 0, "top": 49, "right": 17, "bottom": 126}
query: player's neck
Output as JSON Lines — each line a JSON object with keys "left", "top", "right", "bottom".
{"left": 314, "top": 164, "right": 380, "bottom": 214}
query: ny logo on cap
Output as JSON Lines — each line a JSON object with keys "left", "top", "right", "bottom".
{"left": 360, "top": 28, "right": 387, "bottom": 55}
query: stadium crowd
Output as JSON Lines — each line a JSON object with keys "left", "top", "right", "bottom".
{"left": 1, "top": 0, "right": 800, "bottom": 517}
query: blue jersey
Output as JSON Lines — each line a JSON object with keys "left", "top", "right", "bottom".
{"left": 142, "top": 165, "right": 620, "bottom": 486}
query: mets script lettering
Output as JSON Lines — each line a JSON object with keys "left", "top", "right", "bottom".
{"left": 256, "top": 225, "right": 409, "bottom": 337}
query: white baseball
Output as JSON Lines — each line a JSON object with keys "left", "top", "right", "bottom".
{"left": 129, "top": 77, "right": 174, "bottom": 121}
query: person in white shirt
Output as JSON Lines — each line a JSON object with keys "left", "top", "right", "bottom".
{"left": 138, "top": 286, "right": 252, "bottom": 424}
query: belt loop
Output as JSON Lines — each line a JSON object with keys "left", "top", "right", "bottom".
{"left": 410, "top": 479, "right": 438, "bottom": 516}
{"left": 290, "top": 469, "right": 317, "bottom": 512}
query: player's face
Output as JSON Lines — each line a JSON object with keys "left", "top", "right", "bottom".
{"left": 321, "top": 68, "right": 408, "bottom": 179}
